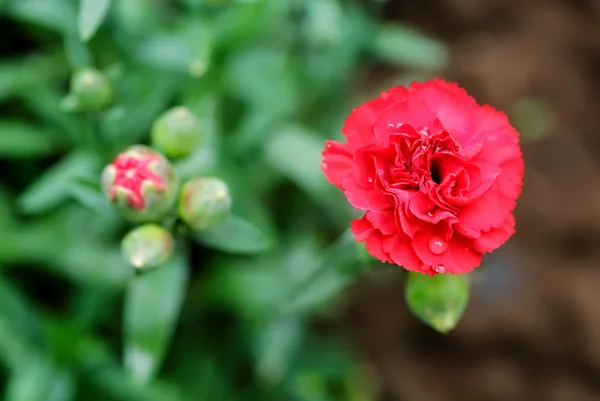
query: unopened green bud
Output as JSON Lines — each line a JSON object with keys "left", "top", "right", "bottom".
{"left": 121, "top": 224, "right": 174, "bottom": 269}
{"left": 151, "top": 106, "right": 202, "bottom": 159}
{"left": 178, "top": 177, "right": 231, "bottom": 230}
{"left": 101, "top": 145, "right": 178, "bottom": 222}
{"left": 69, "top": 68, "right": 113, "bottom": 111}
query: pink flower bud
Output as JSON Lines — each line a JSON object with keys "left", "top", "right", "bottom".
{"left": 101, "top": 145, "right": 177, "bottom": 222}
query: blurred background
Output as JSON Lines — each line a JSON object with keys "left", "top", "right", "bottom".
{"left": 0, "top": 0, "right": 598, "bottom": 400}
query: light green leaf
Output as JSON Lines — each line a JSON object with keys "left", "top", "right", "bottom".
{"left": 135, "top": 35, "right": 194, "bottom": 74}
{"left": 124, "top": 250, "right": 189, "bottom": 384}
{"left": 405, "top": 272, "right": 470, "bottom": 333}
{"left": 225, "top": 47, "right": 297, "bottom": 112}
{"left": 0, "top": 121, "right": 56, "bottom": 158}
{"left": 371, "top": 24, "right": 448, "bottom": 70}
{"left": 6, "top": 0, "right": 77, "bottom": 34}
{"left": 192, "top": 214, "right": 271, "bottom": 254}
{"left": 264, "top": 125, "right": 329, "bottom": 200}
{"left": 18, "top": 151, "right": 99, "bottom": 214}
{"left": 67, "top": 179, "right": 117, "bottom": 218}
{"left": 79, "top": 0, "right": 111, "bottom": 41}
{"left": 279, "top": 230, "right": 362, "bottom": 315}
{"left": 5, "top": 359, "right": 74, "bottom": 401}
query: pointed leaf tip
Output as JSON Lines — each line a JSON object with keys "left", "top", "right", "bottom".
{"left": 405, "top": 271, "right": 470, "bottom": 334}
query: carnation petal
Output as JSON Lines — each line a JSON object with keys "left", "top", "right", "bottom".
{"left": 472, "top": 215, "right": 516, "bottom": 253}
{"left": 364, "top": 230, "right": 393, "bottom": 263}
{"left": 351, "top": 215, "right": 374, "bottom": 242}
{"left": 373, "top": 99, "right": 437, "bottom": 141}
{"left": 322, "top": 140, "right": 354, "bottom": 189}
{"left": 382, "top": 233, "right": 423, "bottom": 272}
{"left": 457, "top": 181, "right": 511, "bottom": 232}
{"left": 365, "top": 210, "right": 397, "bottom": 235}
{"left": 342, "top": 176, "right": 394, "bottom": 211}
{"left": 342, "top": 96, "right": 397, "bottom": 148}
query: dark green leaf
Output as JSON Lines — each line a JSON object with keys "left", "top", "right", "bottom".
{"left": 254, "top": 316, "right": 303, "bottom": 386}
{"left": 192, "top": 214, "right": 271, "bottom": 254}
{"left": 0, "top": 121, "right": 56, "bottom": 158}
{"left": 279, "top": 230, "right": 362, "bottom": 315}
{"left": 0, "top": 277, "right": 45, "bottom": 368}
{"left": 405, "top": 272, "right": 470, "bottom": 333}
{"left": 123, "top": 250, "right": 189, "bottom": 384}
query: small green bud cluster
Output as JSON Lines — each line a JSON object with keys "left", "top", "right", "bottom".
{"left": 98, "top": 107, "right": 231, "bottom": 269}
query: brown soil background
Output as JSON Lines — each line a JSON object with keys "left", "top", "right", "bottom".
{"left": 347, "top": 0, "right": 600, "bottom": 400}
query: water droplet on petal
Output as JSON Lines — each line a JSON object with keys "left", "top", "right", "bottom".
{"left": 321, "top": 163, "right": 328, "bottom": 170}
{"left": 428, "top": 236, "right": 447, "bottom": 254}
{"left": 427, "top": 211, "right": 434, "bottom": 217}
{"left": 434, "top": 264, "right": 446, "bottom": 274}
{"left": 326, "top": 143, "right": 332, "bottom": 149}
{"left": 367, "top": 177, "right": 373, "bottom": 183}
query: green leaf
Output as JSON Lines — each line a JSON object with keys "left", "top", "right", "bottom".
{"left": 78, "top": 0, "right": 111, "bottom": 41}
{"left": 0, "top": 121, "right": 57, "bottom": 158}
{"left": 371, "top": 24, "right": 448, "bottom": 70}
{"left": 0, "top": 55, "right": 65, "bottom": 103}
{"left": 173, "top": 96, "right": 220, "bottom": 181}
{"left": 6, "top": 0, "right": 77, "bottom": 34}
{"left": 279, "top": 230, "right": 362, "bottom": 315}
{"left": 225, "top": 47, "right": 298, "bottom": 112}
{"left": 134, "top": 34, "right": 194, "bottom": 74}
{"left": 64, "top": 33, "right": 93, "bottom": 69}
{"left": 405, "top": 272, "right": 470, "bottom": 334}
{"left": 5, "top": 358, "right": 74, "bottom": 401}
{"left": 0, "top": 277, "right": 45, "bottom": 368}
{"left": 192, "top": 214, "right": 271, "bottom": 254}
{"left": 264, "top": 125, "right": 329, "bottom": 200}
{"left": 113, "top": 0, "right": 163, "bottom": 35}
{"left": 67, "top": 179, "right": 117, "bottom": 218}
{"left": 253, "top": 316, "right": 303, "bottom": 386}
{"left": 18, "top": 151, "right": 99, "bottom": 214}
{"left": 19, "top": 86, "right": 91, "bottom": 145}
{"left": 124, "top": 250, "right": 189, "bottom": 384}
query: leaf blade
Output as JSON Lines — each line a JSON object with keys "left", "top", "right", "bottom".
{"left": 78, "top": 0, "right": 112, "bottom": 41}
{"left": 123, "top": 250, "right": 189, "bottom": 384}
{"left": 192, "top": 214, "right": 271, "bottom": 254}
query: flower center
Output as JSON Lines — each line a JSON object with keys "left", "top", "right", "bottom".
{"left": 430, "top": 160, "right": 442, "bottom": 184}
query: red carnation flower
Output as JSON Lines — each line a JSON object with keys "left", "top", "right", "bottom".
{"left": 322, "top": 80, "right": 524, "bottom": 275}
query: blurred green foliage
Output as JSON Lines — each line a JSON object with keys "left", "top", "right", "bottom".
{"left": 0, "top": 0, "right": 448, "bottom": 399}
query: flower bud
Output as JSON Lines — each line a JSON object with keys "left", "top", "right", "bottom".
{"left": 69, "top": 68, "right": 113, "bottom": 111}
{"left": 121, "top": 224, "right": 174, "bottom": 269}
{"left": 178, "top": 177, "right": 231, "bottom": 230}
{"left": 101, "top": 145, "right": 178, "bottom": 222}
{"left": 151, "top": 106, "right": 202, "bottom": 159}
